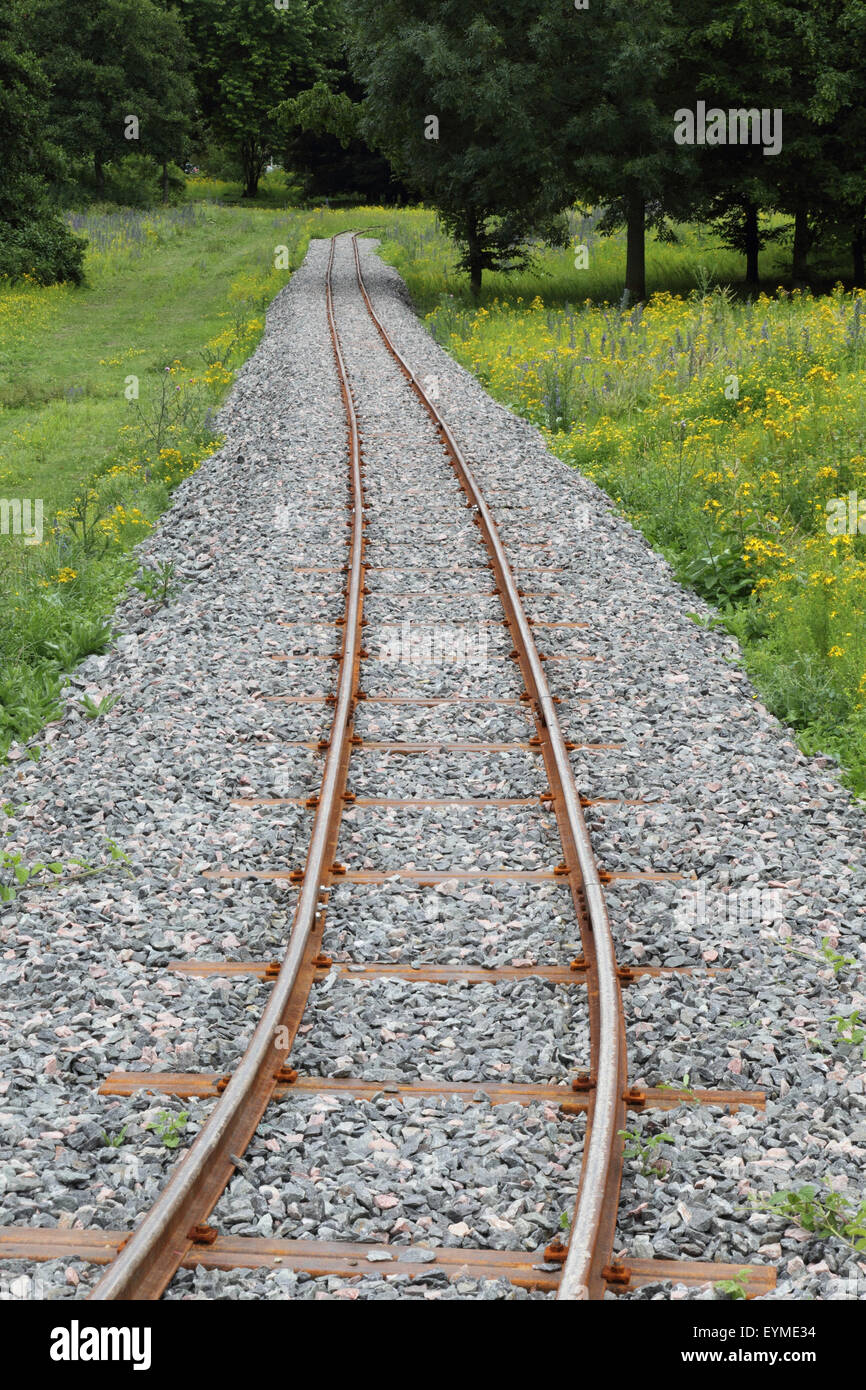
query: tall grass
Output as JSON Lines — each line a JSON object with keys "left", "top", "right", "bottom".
{"left": 0, "top": 202, "right": 313, "bottom": 756}
{"left": 380, "top": 211, "right": 794, "bottom": 313}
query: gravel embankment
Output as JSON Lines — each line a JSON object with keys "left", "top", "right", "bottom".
{"left": 0, "top": 234, "right": 863, "bottom": 1303}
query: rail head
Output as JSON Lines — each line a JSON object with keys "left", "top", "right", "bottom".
{"left": 87, "top": 232, "right": 625, "bottom": 1301}
{"left": 89, "top": 236, "right": 366, "bottom": 1301}
{"left": 348, "top": 233, "right": 627, "bottom": 1299}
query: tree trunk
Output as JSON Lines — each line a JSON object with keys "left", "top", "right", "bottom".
{"left": 161, "top": 161, "right": 169, "bottom": 205}
{"left": 792, "top": 209, "right": 810, "bottom": 285}
{"left": 853, "top": 221, "right": 866, "bottom": 288}
{"left": 241, "top": 141, "right": 260, "bottom": 199}
{"left": 625, "top": 191, "right": 646, "bottom": 302}
{"left": 744, "top": 201, "right": 760, "bottom": 286}
{"left": 94, "top": 152, "right": 105, "bottom": 199}
{"left": 466, "top": 215, "right": 483, "bottom": 300}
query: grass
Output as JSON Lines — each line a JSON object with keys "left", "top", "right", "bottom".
{"left": 377, "top": 210, "right": 796, "bottom": 313}
{"left": 0, "top": 198, "right": 387, "bottom": 756}
{"left": 180, "top": 169, "right": 377, "bottom": 209}
{"left": 180, "top": 169, "right": 304, "bottom": 208}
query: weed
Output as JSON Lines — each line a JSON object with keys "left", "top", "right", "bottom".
{"left": 753, "top": 1184, "right": 866, "bottom": 1253}
{"left": 715, "top": 1269, "right": 750, "bottom": 1300}
{"left": 105, "top": 837, "right": 133, "bottom": 872}
{"left": 57, "top": 489, "right": 114, "bottom": 558}
{"left": 77, "top": 692, "right": 119, "bottom": 720}
{"left": 145, "top": 1110, "right": 188, "bottom": 1149}
{"left": 102, "top": 1125, "right": 129, "bottom": 1149}
{"left": 0, "top": 809, "right": 133, "bottom": 902}
{"left": 656, "top": 1072, "right": 700, "bottom": 1101}
{"left": 831, "top": 1009, "right": 866, "bottom": 1054}
{"left": 787, "top": 935, "right": 858, "bottom": 977}
{"left": 619, "top": 1127, "right": 675, "bottom": 1177}
{"left": 686, "top": 611, "right": 727, "bottom": 632}
{"left": 132, "top": 560, "right": 177, "bottom": 607}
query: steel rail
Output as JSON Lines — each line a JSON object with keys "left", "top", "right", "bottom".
{"left": 89, "top": 236, "right": 366, "bottom": 1300}
{"left": 348, "top": 233, "right": 627, "bottom": 1300}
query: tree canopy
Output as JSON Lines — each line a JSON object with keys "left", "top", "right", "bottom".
{"left": 177, "top": 0, "right": 343, "bottom": 197}
{"left": 0, "top": 0, "right": 85, "bottom": 282}
{"left": 31, "top": 0, "right": 196, "bottom": 197}
{"left": 5, "top": 0, "right": 866, "bottom": 291}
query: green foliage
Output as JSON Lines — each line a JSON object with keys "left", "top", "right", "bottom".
{"left": 178, "top": 0, "right": 342, "bottom": 198}
{"left": 102, "top": 1124, "right": 129, "bottom": 1149}
{"left": 77, "top": 693, "right": 120, "bottom": 720}
{"left": 655, "top": 1073, "right": 700, "bottom": 1101}
{"left": 0, "top": 1, "right": 87, "bottom": 284}
{"left": 348, "top": 1, "right": 573, "bottom": 293}
{"left": 787, "top": 936, "right": 858, "bottom": 978}
{"left": 754, "top": 1184, "right": 866, "bottom": 1253}
{"left": 619, "top": 1127, "right": 676, "bottom": 1177}
{"left": 69, "top": 154, "right": 188, "bottom": 211}
{"left": 677, "top": 544, "right": 755, "bottom": 606}
{"left": 276, "top": 81, "right": 362, "bottom": 150}
{"left": 0, "top": 806, "right": 131, "bottom": 903}
{"left": 145, "top": 1110, "right": 189, "bottom": 1149}
{"left": 272, "top": 76, "right": 399, "bottom": 202}
{"left": 30, "top": 0, "right": 196, "bottom": 196}
{"left": 534, "top": 0, "right": 696, "bottom": 300}
{"left": 0, "top": 218, "right": 85, "bottom": 287}
{"left": 830, "top": 1010, "right": 866, "bottom": 1055}
{"left": 132, "top": 561, "right": 178, "bottom": 608}
{"left": 715, "top": 1269, "right": 750, "bottom": 1300}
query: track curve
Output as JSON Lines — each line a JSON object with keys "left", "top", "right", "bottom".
{"left": 347, "top": 235, "right": 627, "bottom": 1299}
{"left": 87, "top": 232, "right": 627, "bottom": 1302}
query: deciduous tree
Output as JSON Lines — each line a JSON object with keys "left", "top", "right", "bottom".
{"left": 346, "top": 0, "right": 572, "bottom": 296}
{"left": 0, "top": 0, "right": 85, "bottom": 282}
{"left": 32, "top": 0, "right": 196, "bottom": 199}
{"left": 179, "top": 0, "right": 342, "bottom": 198}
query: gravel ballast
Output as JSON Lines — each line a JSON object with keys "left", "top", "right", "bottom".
{"left": 0, "top": 234, "right": 863, "bottom": 1304}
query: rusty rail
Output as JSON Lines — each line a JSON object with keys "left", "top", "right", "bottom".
{"left": 89, "top": 236, "right": 367, "bottom": 1300}
{"left": 348, "top": 233, "right": 627, "bottom": 1299}
{"left": 86, "top": 231, "right": 627, "bottom": 1300}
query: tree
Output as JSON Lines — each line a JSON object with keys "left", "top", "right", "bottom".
{"left": 31, "top": 0, "right": 195, "bottom": 199}
{"left": 730, "top": 0, "right": 866, "bottom": 286}
{"left": 677, "top": 0, "right": 792, "bottom": 287}
{"left": 346, "top": 0, "right": 572, "bottom": 296}
{"left": 0, "top": 1, "right": 85, "bottom": 283}
{"left": 531, "top": 0, "right": 697, "bottom": 303}
{"left": 133, "top": 4, "right": 198, "bottom": 203}
{"left": 273, "top": 77, "right": 403, "bottom": 202}
{"left": 795, "top": 0, "right": 866, "bottom": 286}
{"left": 759, "top": 0, "right": 838, "bottom": 285}
{"left": 179, "top": 0, "right": 342, "bottom": 198}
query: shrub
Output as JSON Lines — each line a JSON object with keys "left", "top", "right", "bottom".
{"left": 0, "top": 215, "right": 86, "bottom": 285}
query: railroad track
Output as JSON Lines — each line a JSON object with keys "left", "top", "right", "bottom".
{"left": 1, "top": 234, "right": 774, "bottom": 1302}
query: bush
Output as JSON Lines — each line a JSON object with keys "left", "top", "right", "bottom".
{"left": 0, "top": 215, "right": 86, "bottom": 285}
